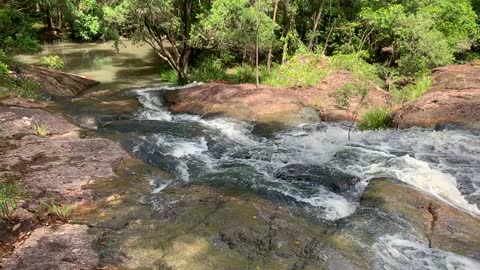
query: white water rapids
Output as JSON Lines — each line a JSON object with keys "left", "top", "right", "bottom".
{"left": 126, "top": 85, "right": 480, "bottom": 269}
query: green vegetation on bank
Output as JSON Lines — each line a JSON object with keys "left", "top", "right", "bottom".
{"left": 1, "top": 0, "right": 480, "bottom": 103}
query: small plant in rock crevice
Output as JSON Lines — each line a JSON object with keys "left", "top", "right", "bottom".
{"left": 0, "top": 182, "right": 23, "bottom": 219}
{"left": 31, "top": 118, "right": 49, "bottom": 137}
{"left": 40, "top": 200, "right": 73, "bottom": 222}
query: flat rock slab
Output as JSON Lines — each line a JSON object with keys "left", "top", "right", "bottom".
{"left": 164, "top": 73, "right": 389, "bottom": 124}
{"left": 0, "top": 105, "right": 130, "bottom": 201}
{"left": 1, "top": 224, "right": 99, "bottom": 270}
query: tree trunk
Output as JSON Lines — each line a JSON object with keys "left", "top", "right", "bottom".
{"left": 267, "top": 0, "right": 280, "bottom": 71}
{"left": 307, "top": 0, "right": 326, "bottom": 51}
{"left": 256, "top": 19, "right": 260, "bottom": 89}
{"left": 45, "top": 7, "right": 53, "bottom": 30}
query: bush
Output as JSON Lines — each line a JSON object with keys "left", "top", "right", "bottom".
{"left": 40, "top": 55, "right": 65, "bottom": 70}
{"left": 189, "top": 56, "right": 228, "bottom": 82}
{"left": 233, "top": 63, "right": 256, "bottom": 83}
{"left": 358, "top": 107, "right": 391, "bottom": 131}
{"left": 159, "top": 68, "right": 178, "bottom": 84}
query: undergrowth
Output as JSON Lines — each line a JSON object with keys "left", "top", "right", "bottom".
{"left": 390, "top": 75, "right": 433, "bottom": 104}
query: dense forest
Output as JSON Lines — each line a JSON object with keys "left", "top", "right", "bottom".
{"left": 1, "top": 0, "right": 480, "bottom": 95}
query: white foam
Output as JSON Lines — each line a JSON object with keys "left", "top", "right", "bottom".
{"left": 169, "top": 137, "right": 208, "bottom": 158}
{"left": 365, "top": 152, "right": 479, "bottom": 215}
{"left": 373, "top": 234, "right": 480, "bottom": 270}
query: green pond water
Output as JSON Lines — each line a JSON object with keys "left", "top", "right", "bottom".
{"left": 16, "top": 40, "right": 164, "bottom": 90}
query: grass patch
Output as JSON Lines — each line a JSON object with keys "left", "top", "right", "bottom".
{"left": 0, "top": 182, "right": 22, "bottom": 219}
{"left": 263, "top": 53, "right": 330, "bottom": 87}
{"left": 33, "top": 123, "right": 49, "bottom": 137}
{"left": 391, "top": 75, "right": 433, "bottom": 104}
{"left": 358, "top": 107, "right": 391, "bottom": 131}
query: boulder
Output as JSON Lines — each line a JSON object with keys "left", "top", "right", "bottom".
{"left": 361, "top": 178, "right": 480, "bottom": 259}
{"left": 392, "top": 64, "right": 480, "bottom": 128}
{"left": 164, "top": 73, "right": 389, "bottom": 124}
{"left": 16, "top": 65, "right": 98, "bottom": 96}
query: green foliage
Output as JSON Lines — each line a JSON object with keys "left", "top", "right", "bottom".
{"left": 189, "top": 56, "right": 228, "bottom": 82}
{"left": 358, "top": 1, "right": 476, "bottom": 75}
{"left": 391, "top": 75, "right": 433, "bottom": 103}
{"left": 331, "top": 52, "right": 381, "bottom": 83}
{"left": 40, "top": 55, "right": 65, "bottom": 70}
{"left": 334, "top": 83, "right": 369, "bottom": 110}
{"left": 160, "top": 69, "right": 178, "bottom": 84}
{"left": 233, "top": 64, "right": 257, "bottom": 84}
{"left": 263, "top": 53, "right": 329, "bottom": 87}
{"left": 40, "top": 201, "right": 73, "bottom": 221}
{"left": 192, "top": 0, "right": 278, "bottom": 54}
{"left": 9, "top": 79, "right": 43, "bottom": 100}
{"left": 0, "top": 7, "right": 42, "bottom": 54}
{"left": 0, "top": 182, "right": 22, "bottom": 219}
{"left": 358, "top": 107, "right": 391, "bottom": 131}
{"left": 71, "top": 0, "right": 102, "bottom": 40}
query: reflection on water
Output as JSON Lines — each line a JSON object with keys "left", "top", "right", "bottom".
{"left": 16, "top": 40, "right": 164, "bottom": 90}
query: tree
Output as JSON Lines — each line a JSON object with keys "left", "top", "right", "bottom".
{"left": 191, "top": 0, "right": 277, "bottom": 65}
{"left": 104, "top": 0, "right": 207, "bottom": 82}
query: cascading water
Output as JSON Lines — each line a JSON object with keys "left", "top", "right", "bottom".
{"left": 98, "top": 85, "right": 480, "bottom": 269}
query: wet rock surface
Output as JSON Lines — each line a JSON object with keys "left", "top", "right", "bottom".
{"left": 274, "top": 164, "right": 360, "bottom": 195}
{"left": 164, "top": 75, "right": 389, "bottom": 124}
{"left": 392, "top": 64, "right": 480, "bottom": 128}
{"left": 82, "top": 184, "right": 366, "bottom": 270}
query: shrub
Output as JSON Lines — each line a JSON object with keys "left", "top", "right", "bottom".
{"left": 40, "top": 55, "right": 65, "bottom": 70}
{"left": 159, "top": 68, "right": 178, "bottom": 84}
{"left": 0, "top": 183, "right": 22, "bottom": 219}
{"left": 233, "top": 63, "right": 256, "bottom": 83}
{"left": 189, "top": 56, "right": 228, "bottom": 82}
{"left": 358, "top": 107, "right": 391, "bottom": 131}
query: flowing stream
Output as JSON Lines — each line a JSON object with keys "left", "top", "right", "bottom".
{"left": 95, "top": 85, "right": 480, "bottom": 269}
{"left": 19, "top": 42, "right": 480, "bottom": 269}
